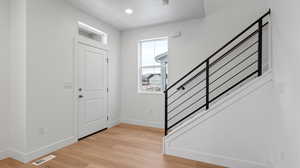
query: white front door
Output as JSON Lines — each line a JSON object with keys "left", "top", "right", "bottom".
{"left": 77, "top": 42, "right": 108, "bottom": 139}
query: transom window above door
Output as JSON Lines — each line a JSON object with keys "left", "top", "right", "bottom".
{"left": 138, "top": 37, "right": 168, "bottom": 94}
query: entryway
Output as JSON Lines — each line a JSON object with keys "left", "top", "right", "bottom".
{"left": 75, "top": 36, "right": 109, "bottom": 139}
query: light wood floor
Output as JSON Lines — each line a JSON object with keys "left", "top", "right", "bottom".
{"left": 0, "top": 124, "right": 224, "bottom": 168}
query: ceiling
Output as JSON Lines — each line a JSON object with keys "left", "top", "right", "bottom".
{"left": 66, "top": 0, "right": 206, "bottom": 30}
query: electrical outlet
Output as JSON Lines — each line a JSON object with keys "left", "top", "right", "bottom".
{"left": 148, "top": 109, "right": 153, "bottom": 115}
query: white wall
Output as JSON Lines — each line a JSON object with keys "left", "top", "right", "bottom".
{"left": 9, "top": 0, "right": 27, "bottom": 158}
{"left": 24, "top": 0, "right": 121, "bottom": 155}
{"left": 267, "top": 0, "right": 300, "bottom": 167}
{"left": 168, "top": 0, "right": 269, "bottom": 84}
{"left": 5, "top": 0, "right": 299, "bottom": 167}
{"left": 0, "top": 0, "right": 10, "bottom": 157}
{"left": 3, "top": 0, "right": 122, "bottom": 162}
{"left": 165, "top": 75, "right": 277, "bottom": 168}
{"left": 120, "top": 20, "right": 206, "bottom": 128}
{"left": 120, "top": 0, "right": 269, "bottom": 128}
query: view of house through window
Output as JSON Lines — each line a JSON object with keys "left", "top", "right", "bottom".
{"left": 139, "top": 38, "right": 168, "bottom": 93}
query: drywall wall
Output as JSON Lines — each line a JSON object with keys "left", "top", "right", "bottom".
{"left": 120, "top": 20, "right": 205, "bottom": 128}
{"left": 25, "top": 0, "right": 121, "bottom": 154}
{"left": 9, "top": 0, "right": 27, "bottom": 159}
{"left": 165, "top": 76, "right": 277, "bottom": 168}
{"left": 267, "top": 0, "right": 300, "bottom": 167}
{"left": 169, "top": 0, "right": 269, "bottom": 84}
{"left": 0, "top": 0, "right": 10, "bottom": 158}
{"left": 8, "top": 0, "right": 122, "bottom": 162}
{"left": 120, "top": 0, "right": 269, "bottom": 128}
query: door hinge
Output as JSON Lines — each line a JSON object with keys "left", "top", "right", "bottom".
{"left": 107, "top": 116, "right": 109, "bottom": 121}
{"left": 106, "top": 88, "right": 109, "bottom": 93}
{"left": 106, "top": 58, "right": 109, "bottom": 64}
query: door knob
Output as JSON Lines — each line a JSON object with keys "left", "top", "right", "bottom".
{"left": 78, "top": 95, "right": 84, "bottom": 98}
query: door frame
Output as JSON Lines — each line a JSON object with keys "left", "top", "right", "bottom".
{"left": 73, "top": 35, "right": 109, "bottom": 140}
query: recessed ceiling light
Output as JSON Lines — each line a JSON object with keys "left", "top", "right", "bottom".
{"left": 125, "top": 8, "right": 133, "bottom": 15}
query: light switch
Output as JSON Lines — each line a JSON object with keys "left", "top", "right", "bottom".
{"left": 64, "top": 82, "right": 73, "bottom": 90}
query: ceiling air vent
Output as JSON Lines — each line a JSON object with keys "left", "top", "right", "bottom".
{"left": 162, "top": 0, "right": 169, "bottom": 5}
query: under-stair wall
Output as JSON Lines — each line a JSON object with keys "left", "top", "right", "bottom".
{"left": 164, "top": 72, "right": 278, "bottom": 168}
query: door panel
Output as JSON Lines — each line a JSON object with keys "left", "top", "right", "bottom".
{"left": 77, "top": 43, "right": 108, "bottom": 139}
{"left": 86, "top": 99, "right": 104, "bottom": 122}
{"left": 85, "top": 51, "right": 105, "bottom": 90}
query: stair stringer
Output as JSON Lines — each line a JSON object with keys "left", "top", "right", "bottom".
{"left": 163, "top": 71, "right": 275, "bottom": 168}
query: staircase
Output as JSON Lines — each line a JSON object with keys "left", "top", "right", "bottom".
{"left": 164, "top": 10, "right": 271, "bottom": 136}
{"left": 163, "top": 10, "right": 273, "bottom": 168}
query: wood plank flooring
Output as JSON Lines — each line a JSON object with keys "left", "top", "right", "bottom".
{"left": 0, "top": 124, "right": 224, "bottom": 168}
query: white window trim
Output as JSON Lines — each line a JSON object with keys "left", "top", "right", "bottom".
{"left": 137, "top": 37, "right": 168, "bottom": 94}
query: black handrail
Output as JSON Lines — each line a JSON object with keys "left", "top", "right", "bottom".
{"left": 176, "top": 22, "right": 268, "bottom": 91}
{"left": 168, "top": 40, "right": 258, "bottom": 106}
{"left": 164, "top": 10, "right": 271, "bottom": 136}
{"left": 165, "top": 9, "right": 270, "bottom": 92}
{"left": 168, "top": 51, "right": 258, "bottom": 120}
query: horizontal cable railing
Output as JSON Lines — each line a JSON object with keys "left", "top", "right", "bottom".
{"left": 165, "top": 10, "right": 271, "bottom": 136}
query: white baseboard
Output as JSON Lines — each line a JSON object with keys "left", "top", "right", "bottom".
{"left": 121, "top": 119, "right": 163, "bottom": 128}
{"left": 0, "top": 150, "right": 9, "bottom": 160}
{"left": 8, "top": 136, "right": 77, "bottom": 163}
{"left": 108, "top": 120, "right": 120, "bottom": 128}
{"left": 7, "top": 149, "right": 26, "bottom": 163}
{"left": 166, "top": 147, "right": 270, "bottom": 168}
